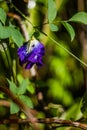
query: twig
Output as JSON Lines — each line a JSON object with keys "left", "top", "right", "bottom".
{"left": 1, "top": 86, "right": 87, "bottom": 130}
{"left": 0, "top": 86, "right": 39, "bottom": 130}
{"left": 7, "top": 12, "right": 29, "bottom": 41}
{"left": 0, "top": 117, "right": 87, "bottom": 130}
{"left": 0, "top": 100, "right": 10, "bottom": 107}
{"left": 12, "top": 4, "right": 34, "bottom": 27}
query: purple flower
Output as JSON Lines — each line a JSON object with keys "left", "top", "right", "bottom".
{"left": 17, "top": 39, "right": 45, "bottom": 69}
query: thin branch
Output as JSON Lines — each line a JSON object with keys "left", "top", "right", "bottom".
{"left": 0, "top": 100, "right": 10, "bottom": 107}
{"left": 12, "top": 4, "right": 34, "bottom": 27}
{"left": 7, "top": 12, "right": 29, "bottom": 41}
{"left": 1, "top": 86, "right": 87, "bottom": 130}
{"left": 0, "top": 86, "right": 35, "bottom": 121}
{"left": 0, "top": 86, "right": 39, "bottom": 130}
{"left": 0, "top": 117, "right": 87, "bottom": 130}
{"left": 44, "top": 32, "right": 87, "bottom": 67}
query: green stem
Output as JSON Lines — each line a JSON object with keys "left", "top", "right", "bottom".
{"left": 12, "top": 5, "right": 87, "bottom": 67}
{"left": 12, "top": 59, "right": 17, "bottom": 84}
{"left": 12, "top": 4, "right": 34, "bottom": 27}
{"left": 47, "top": 34, "right": 87, "bottom": 67}
{"left": 1, "top": 43, "right": 12, "bottom": 76}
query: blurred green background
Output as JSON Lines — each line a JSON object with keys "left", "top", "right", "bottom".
{"left": 0, "top": 0, "right": 87, "bottom": 130}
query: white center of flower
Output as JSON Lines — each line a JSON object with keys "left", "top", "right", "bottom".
{"left": 27, "top": 39, "right": 39, "bottom": 53}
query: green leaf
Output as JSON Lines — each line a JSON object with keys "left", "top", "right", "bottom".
{"left": 17, "top": 79, "right": 28, "bottom": 95}
{"left": 69, "top": 12, "right": 87, "bottom": 25}
{"left": 8, "top": 79, "right": 18, "bottom": 95}
{"left": 61, "top": 21, "right": 75, "bottom": 41}
{"left": 81, "top": 92, "right": 87, "bottom": 117}
{"left": 48, "top": 0, "right": 57, "bottom": 22}
{"left": 20, "top": 95, "right": 33, "bottom": 108}
{"left": 10, "top": 27, "right": 24, "bottom": 47}
{"left": 0, "top": 8, "right": 6, "bottom": 25}
{"left": 17, "top": 74, "right": 35, "bottom": 94}
{"left": 10, "top": 101, "right": 19, "bottom": 114}
{"left": 17, "top": 74, "right": 24, "bottom": 84}
{"left": 49, "top": 23, "right": 59, "bottom": 31}
{"left": 0, "top": 23, "right": 24, "bottom": 46}
{"left": 27, "top": 84, "right": 35, "bottom": 94}
{"left": 0, "top": 23, "right": 11, "bottom": 39}
{"left": 64, "top": 103, "right": 82, "bottom": 120}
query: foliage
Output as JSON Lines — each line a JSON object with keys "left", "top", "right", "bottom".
{"left": 8, "top": 79, "right": 33, "bottom": 114}
{"left": 0, "top": 7, "right": 24, "bottom": 46}
{"left": 0, "top": 0, "right": 87, "bottom": 130}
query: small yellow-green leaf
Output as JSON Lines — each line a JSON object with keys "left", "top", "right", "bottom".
{"left": 61, "top": 21, "right": 75, "bottom": 41}
{"left": 27, "top": 84, "right": 35, "bottom": 94}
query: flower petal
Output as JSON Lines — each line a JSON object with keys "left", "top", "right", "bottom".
{"left": 36, "top": 59, "right": 43, "bottom": 67}
{"left": 17, "top": 39, "right": 45, "bottom": 69}
{"left": 25, "top": 62, "right": 34, "bottom": 69}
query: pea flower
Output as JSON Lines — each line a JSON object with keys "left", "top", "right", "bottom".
{"left": 17, "top": 39, "right": 45, "bottom": 69}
